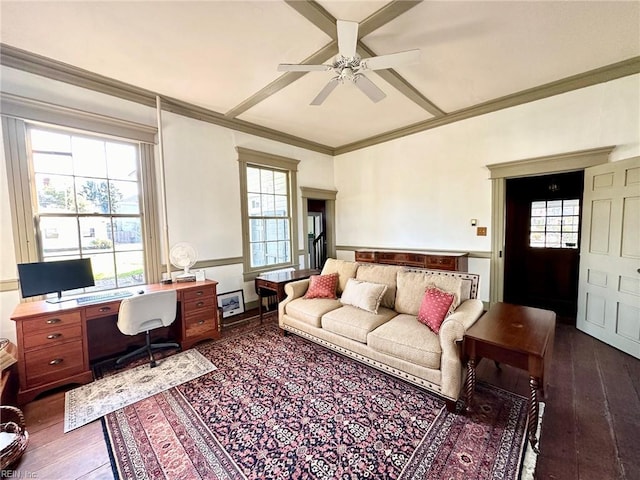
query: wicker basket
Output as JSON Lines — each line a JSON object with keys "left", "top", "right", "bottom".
{"left": 0, "top": 405, "right": 29, "bottom": 470}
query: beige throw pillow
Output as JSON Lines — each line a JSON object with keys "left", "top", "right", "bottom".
{"left": 340, "top": 278, "right": 388, "bottom": 314}
{"left": 355, "top": 264, "right": 403, "bottom": 309}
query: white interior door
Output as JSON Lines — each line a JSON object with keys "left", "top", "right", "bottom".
{"left": 577, "top": 157, "right": 640, "bottom": 359}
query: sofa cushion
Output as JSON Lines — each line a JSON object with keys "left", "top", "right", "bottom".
{"left": 285, "top": 297, "right": 342, "bottom": 328}
{"left": 340, "top": 278, "right": 387, "bottom": 314}
{"left": 395, "top": 270, "right": 463, "bottom": 315}
{"left": 417, "top": 287, "right": 455, "bottom": 333}
{"left": 367, "top": 314, "right": 442, "bottom": 369}
{"left": 321, "top": 259, "right": 358, "bottom": 295}
{"left": 355, "top": 264, "right": 403, "bottom": 309}
{"left": 304, "top": 273, "right": 338, "bottom": 299}
{"left": 322, "top": 305, "right": 397, "bottom": 343}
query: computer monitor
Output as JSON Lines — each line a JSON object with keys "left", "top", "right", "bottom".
{"left": 17, "top": 258, "right": 95, "bottom": 303}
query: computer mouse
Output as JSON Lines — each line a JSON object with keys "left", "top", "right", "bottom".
{"left": 138, "top": 290, "right": 145, "bottom": 294}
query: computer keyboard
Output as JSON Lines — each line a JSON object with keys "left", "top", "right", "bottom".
{"left": 75, "top": 290, "right": 133, "bottom": 305}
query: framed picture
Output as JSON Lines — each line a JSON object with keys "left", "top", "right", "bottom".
{"left": 217, "top": 290, "right": 245, "bottom": 318}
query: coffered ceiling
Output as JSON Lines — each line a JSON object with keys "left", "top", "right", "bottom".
{"left": 1, "top": 1, "right": 639, "bottom": 154}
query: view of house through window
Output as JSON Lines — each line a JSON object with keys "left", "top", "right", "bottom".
{"left": 28, "top": 126, "right": 145, "bottom": 292}
{"left": 247, "top": 166, "right": 291, "bottom": 268}
{"left": 530, "top": 199, "right": 580, "bottom": 248}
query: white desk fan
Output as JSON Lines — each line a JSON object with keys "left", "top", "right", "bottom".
{"left": 169, "top": 242, "right": 197, "bottom": 282}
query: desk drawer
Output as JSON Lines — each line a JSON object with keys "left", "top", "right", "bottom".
{"left": 185, "top": 314, "right": 216, "bottom": 338}
{"left": 24, "top": 340, "right": 85, "bottom": 387}
{"left": 23, "top": 324, "right": 82, "bottom": 351}
{"left": 182, "top": 286, "right": 216, "bottom": 301}
{"left": 22, "top": 311, "right": 81, "bottom": 335}
{"left": 184, "top": 295, "right": 216, "bottom": 313}
{"left": 426, "top": 256, "right": 456, "bottom": 270}
{"left": 85, "top": 301, "right": 120, "bottom": 319}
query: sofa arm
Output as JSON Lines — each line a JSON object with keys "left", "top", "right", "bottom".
{"left": 438, "top": 299, "right": 484, "bottom": 399}
{"left": 278, "top": 279, "right": 311, "bottom": 328}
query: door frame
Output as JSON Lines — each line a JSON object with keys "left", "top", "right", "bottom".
{"left": 487, "top": 146, "right": 614, "bottom": 304}
{"left": 300, "top": 187, "right": 337, "bottom": 268}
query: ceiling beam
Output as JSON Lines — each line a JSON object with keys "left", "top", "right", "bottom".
{"left": 284, "top": 0, "right": 337, "bottom": 39}
{"left": 224, "top": 42, "right": 337, "bottom": 119}
{"left": 357, "top": 42, "right": 444, "bottom": 117}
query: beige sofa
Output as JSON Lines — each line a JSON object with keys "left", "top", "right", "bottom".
{"left": 278, "top": 259, "right": 483, "bottom": 410}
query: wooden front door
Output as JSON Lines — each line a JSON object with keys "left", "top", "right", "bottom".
{"left": 504, "top": 171, "right": 584, "bottom": 323}
{"left": 577, "top": 158, "right": 640, "bottom": 359}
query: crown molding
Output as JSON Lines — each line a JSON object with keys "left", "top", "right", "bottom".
{"left": 334, "top": 56, "right": 640, "bottom": 155}
{"left": 0, "top": 43, "right": 334, "bottom": 155}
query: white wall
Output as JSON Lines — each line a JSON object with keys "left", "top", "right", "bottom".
{"left": 334, "top": 75, "right": 640, "bottom": 301}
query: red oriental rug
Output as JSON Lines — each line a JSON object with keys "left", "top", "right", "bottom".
{"left": 101, "top": 322, "right": 539, "bottom": 479}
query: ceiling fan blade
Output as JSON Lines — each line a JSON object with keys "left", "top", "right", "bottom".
{"left": 361, "top": 49, "right": 421, "bottom": 71}
{"left": 278, "top": 64, "right": 330, "bottom": 72}
{"left": 353, "top": 74, "right": 386, "bottom": 103}
{"left": 337, "top": 20, "right": 358, "bottom": 58}
{"left": 310, "top": 78, "right": 340, "bottom": 106}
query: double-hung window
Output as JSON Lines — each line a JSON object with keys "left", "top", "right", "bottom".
{"left": 28, "top": 126, "right": 146, "bottom": 291}
{"left": 237, "top": 148, "right": 299, "bottom": 278}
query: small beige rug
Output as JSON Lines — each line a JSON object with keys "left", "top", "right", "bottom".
{"left": 64, "top": 349, "right": 216, "bottom": 432}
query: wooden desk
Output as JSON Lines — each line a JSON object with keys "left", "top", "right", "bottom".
{"left": 254, "top": 269, "right": 319, "bottom": 322}
{"left": 10, "top": 280, "right": 220, "bottom": 405}
{"left": 463, "top": 302, "right": 555, "bottom": 453}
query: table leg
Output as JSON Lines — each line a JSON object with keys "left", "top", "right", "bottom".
{"left": 465, "top": 358, "right": 477, "bottom": 411}
{"left": 258, "top": 290, "right": 264, "bottom": 324}
{"left": 528, "top": 376, "right": 540, "bottom": 454}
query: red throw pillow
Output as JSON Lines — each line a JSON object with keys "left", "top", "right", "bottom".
{"left": 417, "top": 287, "right": 455, "bottom": 333}
{"left": 304, "top": 273, "right": 339, "bottom": 299}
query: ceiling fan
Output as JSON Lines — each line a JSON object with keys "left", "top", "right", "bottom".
{"left": 278, "top": 19, "right": 420, "bottom": 106}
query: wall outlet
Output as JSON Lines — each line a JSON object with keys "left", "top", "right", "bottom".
{"left": 477, "top": 226, "right": 487, "bottom": 236}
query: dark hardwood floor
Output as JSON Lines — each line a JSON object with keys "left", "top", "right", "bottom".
{"left": 6, "top": 321, "right": 639, "bottom": 479}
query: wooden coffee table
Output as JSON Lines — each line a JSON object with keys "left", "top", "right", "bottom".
{"left": 463, "top": 302, "right": 556, "bottom": 453}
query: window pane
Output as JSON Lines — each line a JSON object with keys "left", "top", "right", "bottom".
{"left": 531, "top": 217, "right": 545, "bottom": 227}
{"left": 274, "top": 194, "right": 288, "bottom": 216}
{"left": 563, "top": 200, "right": 580, "bottom": 216}
{"left": 546, "top": 233, "right": 561, "bottom": 247}
{"left": 251, "top": 242, "right": 266, "bottom": 267}
{"left": 40, "top": 216, "right": 79, "bottom": 257}
{"left": 110, "top": 180, "right": 139, "bottom": 214}
{"left": 274, "top": 171, "right": 287, "bottom": 195}
{"left": 547, "top": 200, "right": 562, "bottom": 216}
{"left": 260, "top": 170, "right": 274, "bottom": 194}
{"left": 72, "top": 136, "right": 107, "bottom": 177}
{"left": 33, "top": 153, "right": 73, "bottom": 175}
{"left": 247, "top": 167, "right": 261, "bottom": 193}
{"left": 30, "top": 129, "right": 71, "bottom": 152}
{"left": 266, "top": 241, "right": 278, "bottom": 264}
{"left": 115, "top": 251, "right": 145, "bottom": 286}
{"left": 277, "top": 240, "right": 290, "bottom": 263}
{"left": 79, "top": 217, "right": 113, "bottom": 253}
{"left": 248, "top": 193, "right": 262, "bottom": 216}
{"left": 562, "top": 233, "right": 578, "bottom": 248}
{"left": 265, "top": 219, "right": 278, "bottom": 241}
{"left": 35, "top": 174, "right": 76, "bottom": 213}
{"left": 531, "top": 201, "right": 546, "bottom": 216}
{"left": 530, "top": 232, "right": 545, "bottom": 247}
{"left": 249, "top": 219, "right": 264, "bottom": 242}
{"left": 106, "top": 143, "right": 138, "bottom": 180}
{"left": 76, "top": 178, "right": 111, "bottom": 213}
{"left": 88, "top": 253, "right": 116, "bottom": 289}
{"left": 261, "top": 194, "right": 275, "bottom": 216}
{"left": 529, "top": 199, "right": 580, "bottom": 249}
{"left": 278, "top": 219, "right": 290, "bottom": 240}
{"left": 113, "top": 217, "right": 142, "bottom": 251}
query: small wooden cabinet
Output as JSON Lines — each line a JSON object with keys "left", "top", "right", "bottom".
{"left": 355, "top": 250, "right": 468, "bottom": 272}
{"left": 178, "top": 283, "right": 220, "bottom": 349}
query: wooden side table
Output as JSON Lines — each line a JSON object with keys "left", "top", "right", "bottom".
{"left": 463, "top": 302, "right": 556, "bottom": 453}
{"left": 254, "top": 269, "right": 319, "bottom": 322}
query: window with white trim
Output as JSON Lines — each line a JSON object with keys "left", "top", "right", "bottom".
{"left": 28, "top": 125, "right": 146, "bottom": 291}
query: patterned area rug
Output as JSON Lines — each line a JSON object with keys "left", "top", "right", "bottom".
{"left": 64, "top": 349, "right": 216, "bottom": 432}
{"left": 103, "top": 323, "right": 538, "bottom": 479}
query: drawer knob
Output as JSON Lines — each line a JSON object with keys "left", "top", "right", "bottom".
{"left": 47, "top": 333, "right": 62, "bottom": 340}
{"left": 196, "top": 291, "right": 204, "bottom": 296}
{"left": 196, "top": 301, "right": 204, "bottom": 308}
{"left": 49, "top": 358, "right": 64, "bottom": 365}
{"left": 99, "top": 306, "right": 111, "bottom": 312}
{"left": 197, "top": 320, "right": 205, "bottom": 325}
{"left": 46, "top": 318, "right": 62, "bottom": 324}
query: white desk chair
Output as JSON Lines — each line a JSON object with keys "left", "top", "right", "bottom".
{"left": 116, "top": 290, "right": 180, "bottom": 368}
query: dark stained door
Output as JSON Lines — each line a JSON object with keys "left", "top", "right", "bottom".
{"left": 503, "top": 171, "right": 584, "bottom": 324}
